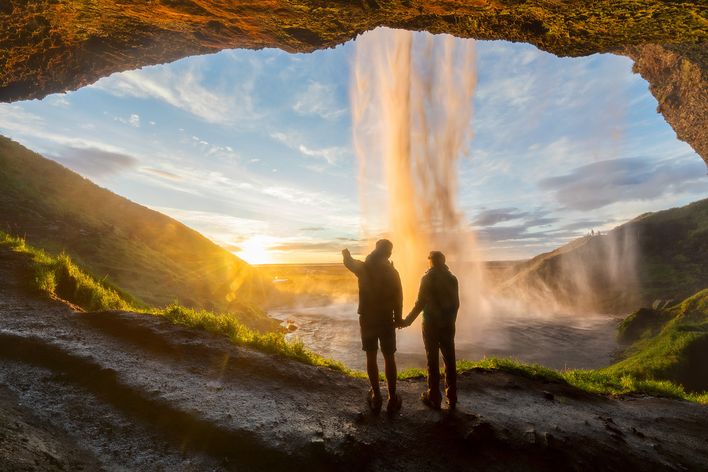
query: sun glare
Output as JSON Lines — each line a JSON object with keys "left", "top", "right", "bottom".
{"left": 236, "top": 235, "right": 275, "bottom": 264}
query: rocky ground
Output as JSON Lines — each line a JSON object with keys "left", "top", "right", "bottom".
{"left": 1, "top": 246, "right": 707, "bottom": 471}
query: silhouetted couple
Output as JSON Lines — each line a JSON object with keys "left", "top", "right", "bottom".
{"left": 343, "top": 239, "right": 459, "bottom": 414}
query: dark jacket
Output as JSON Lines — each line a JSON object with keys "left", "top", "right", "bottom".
{"left": 343, "top": 250, "right": 403, "bottom": 326}
{"left": 407, "top": 265, "right": 459, "bottom": 326}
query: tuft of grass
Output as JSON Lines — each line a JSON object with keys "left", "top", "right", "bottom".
{"left": 156, "top": 304, "right": 361, "bottom": 377}
{"left": 1, "top": 231, "right": 132, "bottom": 311}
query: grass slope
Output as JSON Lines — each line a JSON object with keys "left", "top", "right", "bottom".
{"left": 4, "top": 232, "right": 705, "bottom": 404}
{"left": 498, "top": 198, "right": 708, "bottom": 314}
{"left": 608, "top": 289, "right": 708, "bottom": 392}
{"left": 0, "top": 136, "right": 277, "bottom": 331}
{"left": 0, "top": 231, "right": 350, "bottom": 374}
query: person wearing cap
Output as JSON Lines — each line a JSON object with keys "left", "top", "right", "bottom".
{"left": 400, "top": 251, "right": 460, "bottom": 410}
{"left": 342, "top": 239, "right": 403, "bottom": 414}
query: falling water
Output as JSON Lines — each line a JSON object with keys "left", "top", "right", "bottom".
{"left": 351, "top": 28, "right": 485, "bottom": 345}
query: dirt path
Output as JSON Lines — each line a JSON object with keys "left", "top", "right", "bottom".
{"left": 1, "top": 247, "right": 707, "bottom": 471}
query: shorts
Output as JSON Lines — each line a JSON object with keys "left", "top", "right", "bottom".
{"left": 359, "top": 318, "right": 396, "bottom": 355}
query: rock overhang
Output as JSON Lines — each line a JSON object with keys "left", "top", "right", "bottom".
{"left": 0, "top": 0, "right": 705, "bottom": 163}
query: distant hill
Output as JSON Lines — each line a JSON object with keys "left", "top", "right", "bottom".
{"left": 0, "top": 136, "right": 277, "bottom": 330}
{"left": 496, "top": 198, "right": 708, "bottom": 314}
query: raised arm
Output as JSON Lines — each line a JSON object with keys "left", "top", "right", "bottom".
{"left": 342, "top": 248, "right": 365, "bottom": 277}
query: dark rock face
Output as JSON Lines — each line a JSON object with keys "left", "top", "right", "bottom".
{"left": 0, "top": 1, "right": 706, "bottom": 162}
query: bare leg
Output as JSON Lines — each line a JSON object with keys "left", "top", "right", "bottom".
{"left": 383, "top": 352, "right": 397, "bottom": 398}
{"left": 366, "top": 350, "right": 380, "bottom": 397}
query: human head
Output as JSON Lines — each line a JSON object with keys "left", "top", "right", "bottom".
{"left": 375, "top": 239, "right": 393, "bottom": 259}
{"left": 428, "top": 250, "right": 446, "bottom": 268}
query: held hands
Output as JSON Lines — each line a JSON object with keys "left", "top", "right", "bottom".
{"left": 395, "top": 316, "right": 413, "bottom": 329}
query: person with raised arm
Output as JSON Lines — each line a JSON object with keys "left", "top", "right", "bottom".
{"left": 342, "top": 239, "right": 403, "bottom": 414}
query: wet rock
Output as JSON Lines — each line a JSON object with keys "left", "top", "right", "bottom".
{"left": 354, "top": 412, "right": 366, "bottom": 424}
{"left": 523, "top": 428, "right": 537, "bottom": 445}
{"left": 543, "top": 432, "right": 559, "bottom": 449}
{"left": 465, "top": 421, "right": 496, "bottom": 444}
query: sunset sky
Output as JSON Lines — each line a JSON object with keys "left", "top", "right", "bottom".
{"left": 1, "top": 28, "right": 706, "bottom": 264}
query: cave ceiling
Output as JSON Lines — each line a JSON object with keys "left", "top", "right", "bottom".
{"left": 1, "top": 1, "right": 706, "bottom": 163}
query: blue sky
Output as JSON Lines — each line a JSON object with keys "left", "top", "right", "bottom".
{"left": 1, "top": 28, "right": 706, "bottom": 263}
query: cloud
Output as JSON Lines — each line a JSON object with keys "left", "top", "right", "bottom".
{"left": 150, "top": 206, "right": 269, "bottom": 240}
{"left": 0, "top": 104, "right": 133, "bottom": 156}
{"left": 140, "top": 167, "right": 184, "bottom": 181}
{"left": 293, "top": 81, "right": 347, "bottom": 120}
{"left": 539, "top": 156, "right": 707, "bottom": 210}
{"left": 92, "top": 63, "right": 259, "bottom": 125}
{"left": 297, "top": 144, "right": 345, "bottom": 165}
{"left": 472, "top": 208, "right": 527, "bottom": 226}
{"left": 270, "top": 131, "right": 346, "bottom": 165}
{"left": 46, "top": 146, "right": 139, "bottom": 178}
{"left": 561, "top": 220, "right": 607, "bottom": 231}
{"left": 271, "top": 239, "right": 366, "bottom": 253}
{"left": 114, "top": 113, "right": 141, "bottom": 127}
{"left": 472, "top": 207, "right": 557, "bottom": 228}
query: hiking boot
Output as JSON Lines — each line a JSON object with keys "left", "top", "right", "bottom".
{"left": 386, "top": 392, "right": 402, "bottom": 414}
{"left": 420, "top": 391, "right": 441, "bottom": 410}
{"left": 447, "top": 397, "right": 457, "bottom": 410}
{"left": 367, "top": 388, "right": 382, "bottom": 414}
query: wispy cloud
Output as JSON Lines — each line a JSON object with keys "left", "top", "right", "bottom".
{"left": 293, "top": 81, "right": 347, "bottom": 120}
{"left": 270, "top": 130, "right": 346, "bottom": 165}
{"left": 46, "top": 146, "right": 139, "bottom": 178}
{"left": 0, "top": 104, "right": 131, "bottom": 155}
{"left": 92, "top": 62, "right": 260, "bottom": 126}
{"left": 539, "top": 156, "right": 707, "bottom": 210}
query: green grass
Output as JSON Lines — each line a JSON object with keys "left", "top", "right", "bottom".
{"left": 0, "top": 230, "right": 358, "bottom": 376}
{"left": 2, "top": 230, "right": 705, "bottom": 403}
{"left": 1, "top": 231, "right": 133, "bottom": 311}
{"left": 399, "top": 357, "right": 708, "bottom": 404}
{"left": 157, "top": 304, "right": 360, "bottom": 377}
{"left": 604, "top": 289, "right": 708, "bottom": 391}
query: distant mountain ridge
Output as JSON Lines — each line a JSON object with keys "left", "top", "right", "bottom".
{"left": 496, "top": 198, "right": 708, "bottom": 314}
{"left": 0, "top": 136, "right": 276, "bottom": 329}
